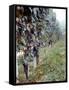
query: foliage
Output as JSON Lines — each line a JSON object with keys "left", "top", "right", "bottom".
{"left": 18, "top": 41, "right": 66, "bottom": 82}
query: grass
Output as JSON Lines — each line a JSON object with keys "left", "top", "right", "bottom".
{"left": 17, "top": 40, "right": 66, "bottom": 83}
